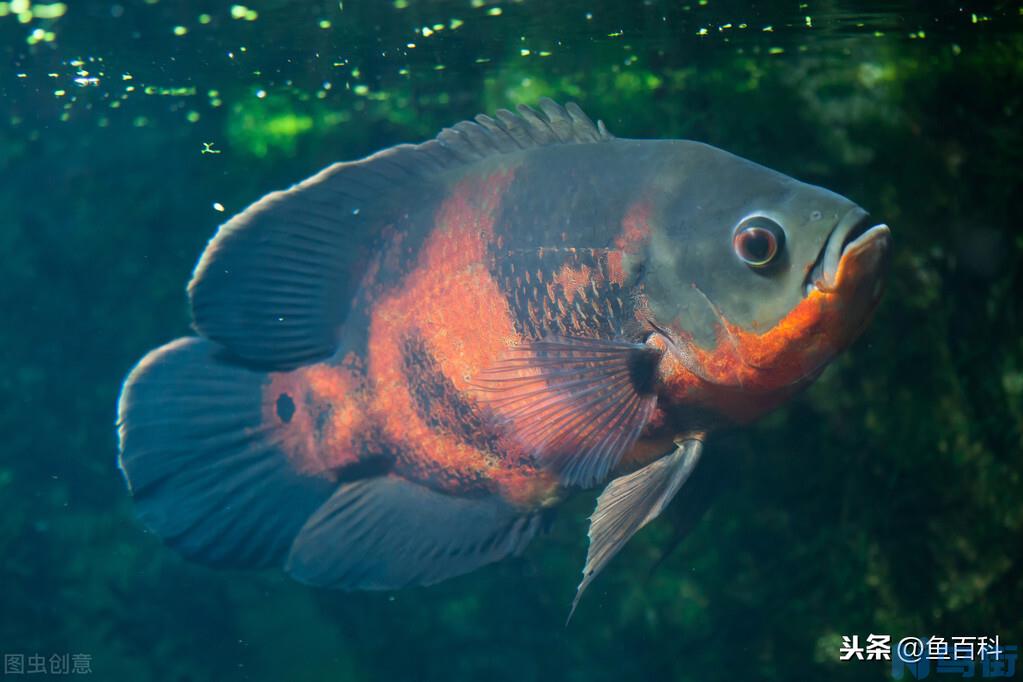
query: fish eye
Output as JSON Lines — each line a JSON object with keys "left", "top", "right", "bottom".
{"left": 733, "top": 217, "right": 784, "bottom": 268}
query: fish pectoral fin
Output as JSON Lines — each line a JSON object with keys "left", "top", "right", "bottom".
{"left": 568, "top": 437, "right": 704, "bottom": 622}
{"left": 286, "top": 476, "right": 545, "bottom": 590}
{"left": 474, "top": 336, "right": 660, "bottom": 489}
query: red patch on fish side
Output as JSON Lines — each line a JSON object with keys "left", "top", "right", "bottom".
{"left": 365, "top": 167, "right": 528, "bottom": 494}
{"left": 703, "top": 292, "right": 835, "bottom": 421}
{"left": 615, "top": 199, "right": 653, "bottom": 253}
{"left": 542, "top": 248, "right": 627, "bottom": 299}
{"left": 490, "top": 466, "right": 560, "bottom": 508}
{"left": 650, "top": 290, "right": 834, "bottom": 423}
{"left": 656, "top": 236, "right": 886, "bottom": 425}
{"left": 552, "top": 261, "right": 593, "bottom": 300}
{"left": 605, "top": 250, "right": 626, "bottom": 285}
{"left": 262, "top": 357, "right": 368, "bottom": 478}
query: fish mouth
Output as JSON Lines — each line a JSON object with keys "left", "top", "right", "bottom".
{"left": 804, "top": 207, "right": 892, "bottom": 296}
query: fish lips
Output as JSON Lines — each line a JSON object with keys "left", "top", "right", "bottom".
{"left": 776, "top": 212, "right": 891, "bottom": 384}
{"left": 806, "top": 207, "right": 892, "bottom": 298}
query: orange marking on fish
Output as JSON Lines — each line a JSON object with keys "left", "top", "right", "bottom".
{"left": 552, "top": 262, "right": 594, "bottom": 300}
{"left": 366, "top": 168, "right": 524, "bottom": 494}
{"left": 605, "top": 250, "right": 626, "bottom": 285}
{"left": 262, "top": 363, "right": 367, "bottom": 477}
{"left": 491, "top": 467, "right": 560, "bottom": 508}
{"left": 656, "top": 241, "right": 885, "bottom": 424}
{"left": 649, "top": 289, "right": 833, "bottom": 423}
{"left": 615, "top": 199, "right": 652, "bottom": 253}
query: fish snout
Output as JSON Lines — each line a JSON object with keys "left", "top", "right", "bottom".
{"left": 807, "top": 207, "right": 892, "bottom": 297}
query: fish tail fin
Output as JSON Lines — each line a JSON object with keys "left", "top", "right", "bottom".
{"left": 116, "top": 337, "right": 335, "bottom": 568}
{"left": 118, "top": 337, "right": 543, "bottom": 589}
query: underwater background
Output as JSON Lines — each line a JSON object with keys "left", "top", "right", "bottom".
{"left": 2, "top": 0, "right": 1022, "bottom": 680}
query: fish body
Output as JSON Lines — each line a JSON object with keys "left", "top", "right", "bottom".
{"left": 118, "top": 101, "right": 890, "bottom": 607}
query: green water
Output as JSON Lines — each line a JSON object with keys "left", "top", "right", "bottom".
{"left": 3, "top": 0, "right": 1022, "bottom": 680}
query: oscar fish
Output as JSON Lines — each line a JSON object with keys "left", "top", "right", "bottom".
{"left": 117, "top": 99, "right": 891, "bottom": 615}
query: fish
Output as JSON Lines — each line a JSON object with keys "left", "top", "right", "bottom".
{"left": 116, "top": 99, "right": 891, "bottom": 616}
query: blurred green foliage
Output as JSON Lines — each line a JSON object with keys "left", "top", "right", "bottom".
{"left": 1, "top": 0, "right": 1021, "bottom": 680}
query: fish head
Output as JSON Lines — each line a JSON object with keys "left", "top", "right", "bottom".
{"left": 640, "top": 141, "right": 891, "bottom": 420}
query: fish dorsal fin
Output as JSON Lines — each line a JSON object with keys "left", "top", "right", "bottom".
{"left": 188, "top": 99, "right": 612, "bottom": 369}
{"left": 439, "top": 99, "right": 612, "bottom": 160}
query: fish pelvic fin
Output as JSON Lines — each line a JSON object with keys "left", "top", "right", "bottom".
{"left": 567, "top": 436, "right": 704, "bottom": 624}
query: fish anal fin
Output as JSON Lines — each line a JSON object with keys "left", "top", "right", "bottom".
{"left": 474, "top": 336, "right": 660, "bottom": 489}
{"left": 286, "top": 476, "right": 544, "bottom": 590}
{"left": 568, "top": 437, "right": 704, "bottom": 622}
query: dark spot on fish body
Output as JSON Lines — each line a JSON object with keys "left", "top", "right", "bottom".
{"left": 399, "top": 334, "right": 504, "bottom": 458}
{"left": 626, "top": 348, "right": 661, "bottom": 396}
{"left": 311, "top": 396, "right": 334, "bottom": 440}
{"left": 331, "top": 451, "right": 392, "bottom": 485}
{"left": 349, "top": 425, "right": 394, "bottom": 463}
{"left": 275, "top": 393, "right": 295, "bottom": 423}
{"left": 262, "top": 362, "right": 370, "bottom": 477}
